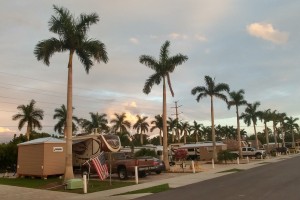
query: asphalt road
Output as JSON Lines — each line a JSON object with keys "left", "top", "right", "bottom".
{"left": 134, "top": 156, "right": 300, "bottom": 200}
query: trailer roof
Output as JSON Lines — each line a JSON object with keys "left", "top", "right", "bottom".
{"left": 17, "top": 137, "right": 65, "bottom": 146}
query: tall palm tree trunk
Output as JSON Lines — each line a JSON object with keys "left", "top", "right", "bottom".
{"left": 184, "top": 131, "right": 187, "bottom": 144}
{"left": 211, "top": 96, "right": 217, "bottom": 162}
{"left": 159, "top": 130, "right": 162, "bottom": 146}
{"left": 291, "top": 128, "right": 295, "bottom": 148}
{"left": 172, "top": 129, "right": 175, "bottom": 143}
{"left": 195, "top": 132, "right": 199, "bottom": 143}
{"left": 272, "top": 123, "right": 278, "bottom": 147}
{"left": 264, "top": 123, "right": 269, "bottom": 154}
{"left": 64, "top": 51, "right": 75, "bottom": 181}
{"left": 26, "top": 125, "right": 31, "bottom": 141}
{"left": 162, "top": 79, "right": 170, "bottom": 170}
{"left": 236, "top": 107, "right": 242, "bottom": 159}
{"left": 139, "top": 130, "right": 143, "bottom": 145}
{"left": 253, "top": 123, "right": 259, "bottom": 149}
{"left": 281, "top": 123, "right": 285, "bottom": 147}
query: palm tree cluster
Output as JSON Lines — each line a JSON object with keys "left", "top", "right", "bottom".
{"left": 10, "top": 5, "right": 298, "bottom": 180}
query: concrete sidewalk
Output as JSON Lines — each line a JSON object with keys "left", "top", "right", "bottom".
{"left": 0, "top": 154, "right": 298, "bottom": 200}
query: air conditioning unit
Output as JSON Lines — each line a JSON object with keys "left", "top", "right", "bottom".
{"left": 66, "top": 179, "right": 83, "bottom": 190}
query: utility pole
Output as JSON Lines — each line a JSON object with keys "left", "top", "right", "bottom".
{"left": 171, "top": 101, "right": 182, "bottom": 143}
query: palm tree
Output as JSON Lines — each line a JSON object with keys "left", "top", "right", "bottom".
{"left": 80, "top": 112, "right": 109, "bottom": 134}
{"left": 151, "top": 115, "right": 163, "bottom": 145}
{"left": 140, "top": 40, "right": 188, "bottom": 170}
{"left": 277, "top": 112, "right": 287, "bottom": 147}
{"left": 167, "top": 117, "right": 178, "bottom": 143}
{"left": 133, "top": 115, "right": 149, "bottom": 145}
{"left": 191, "top": 75, "right": 230, "bottom": 162}
{"left": 110, "top": 113, "right": 131, "bottom": 134}
{"left": 227, "top": 89, "right": 248, "bottom": 159}
{"left": 34, "top": 5, "right": 108, "bottom": 181}
{"left": 12, "top": 99, "right": 44, "bottom": 141}
{"left": 269, "top": 110, "right": 280, "bottom": 147}
{"left": 190, "top": 121, "right": 203, "bottom": 142}
{"left": 179, "top": 121, "right": 190, "bottom": 144}
{"left": 285, "top": 116, "right": 299, "bottom": 148}
{"left": 240, "top": 102, "right": 261, "bottom": 149}
{"left": 259, "top": 109, "right": 271, "bottom": 153}
{"left": 53, "top": 104, "right": 79, "bottom": 137}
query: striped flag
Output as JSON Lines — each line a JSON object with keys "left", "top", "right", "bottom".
{"left": 91, "top": 151, "right": 109, "bottom": 180}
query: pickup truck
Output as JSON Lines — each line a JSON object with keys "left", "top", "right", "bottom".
{"left": 231, "top": 147, "right": 266, "bottom": 159}
{"left": 82, "top": 152, "right": 155, "bottom": 180}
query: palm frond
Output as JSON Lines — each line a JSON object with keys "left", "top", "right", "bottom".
{"left": 76, "top": 13, "right": 99, "bottom": 35}
{"left": 139, "top": 55, "right": 158, "bottom": 70}
{"left": 143, "top": 73, "right": 161, "bottom": 94}
{"left": 34, "top": 38, "right": 64, "bottom": 65}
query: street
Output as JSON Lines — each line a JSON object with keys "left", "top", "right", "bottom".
{"left": 134, "top": 156, "right": 300, "bottom": 200}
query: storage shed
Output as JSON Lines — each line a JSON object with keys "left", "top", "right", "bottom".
{"left": 17, "top": 137, "right": 66, "bottom": 178}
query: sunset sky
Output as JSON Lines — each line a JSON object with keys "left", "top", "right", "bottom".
{"left": 1, "top": 0, "right": 299, "bottom": 142}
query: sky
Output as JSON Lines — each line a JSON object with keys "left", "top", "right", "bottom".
{"left": 0, "top": 0, "right": 300, "bottom": 143}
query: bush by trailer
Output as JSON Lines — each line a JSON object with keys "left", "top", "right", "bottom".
{"left": 17, "top": 137, "right": 66, "bottom": 178}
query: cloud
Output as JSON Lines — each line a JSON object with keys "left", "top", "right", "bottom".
{"left": 0, "top": 127, "right": 17, "bottom": 143}
{"left": 194, "top": 34, "right": 208, "bottom": 42}
{"left": 169, "top": 33, "right": 188, "bottom": 40}
{"left": 129, "top": 37, "right": 139, "bottom": 44}
{"left": 247, "top": 22, "right": 289, "bottom": 44}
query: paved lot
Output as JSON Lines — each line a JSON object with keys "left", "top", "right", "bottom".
{"left": 0, "top": 154, "right": 298, "bottom": 200}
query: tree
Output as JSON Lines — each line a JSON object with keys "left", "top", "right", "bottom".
{"left": 240, "top": 101, "right": 261, "bottom": 149}
{"left": 110, "top": 113, "right": 131, "bottom": 134}
{"left": 80, "top": 112, "right": 109, "bottom": 134}
{"left": 277, "top": 112, "right": 287, "bottom": 146}
{"left": 53, "top": 104, "right": 79, "bottom": 137}
{"left": 133, "top": 115, "right": 149, "bottom": 145}
{"left": 179, "top": 121, "right": 190, "bottom": 144}
{"left": 167, "top": 117, "right": 178, "bottom": 143}
{"left": 140, "top": 40, "right": 188, "bottom": 170}
{"left": 150, "top": 115, "right": 163, "bottom": 145}
{"left": 285, "top": 116, "right": 299, "bottom": 148}
{"left": 189, "top": 121, "right": 203, "bottom": 143}
{"left": 191, "top": 75, "right": 230, "bottom": 162}
{"left": 227, "top": 89, "right": 248, "bottom": 159}
{"left": 12, "top": 99, "right": 44, "bottom": 141}
{"left": 259, "top": 109, "right": 271, "bottom": 153}
{"left": 269, "top": 110, "right": 280, "bottom": 147}
{"left": 34, "top": 5, "right": 108, "bottom": 181}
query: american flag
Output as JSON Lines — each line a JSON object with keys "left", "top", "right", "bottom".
{"left": 91, "top": 151, "right": 109, "bottom": 180}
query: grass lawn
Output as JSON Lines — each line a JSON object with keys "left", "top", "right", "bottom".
{"left": 0, "top": 177, "right": 135, "bottom": 194}
{"left": 115, "top": 184, "right": 170, "bottom": 195}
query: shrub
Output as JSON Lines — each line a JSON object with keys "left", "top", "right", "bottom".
{"left": 174, "top": 149, "right": 188, "bottom": 161}
{"left": 218, "top": 150, "right": 237, "bottom": 164}
{"left": 134, "top": 148, "right": 156, "bottom": 157}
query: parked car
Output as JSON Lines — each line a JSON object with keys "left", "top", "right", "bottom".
{"left": 82, "top": 152, "right": 155, "bottom": 180}
{"left": 271, "top": 147, "right": 289, "bottom": 155}
{"left": 231, "top": 147, "right": 266, "bottom": 159}
{"left": 137, "top": 156, "right": 166, "bottom": 174}
{"left": 152, "top": 157, "right": 166, "bottom": 174}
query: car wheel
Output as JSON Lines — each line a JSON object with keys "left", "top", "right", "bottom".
{"left": 255, "top": 153, "right": 262, "bottom": 159}
{"left": 118, "top": 167, "right": 128, "bottom": 180}
{"left": 155, "top": 170, "right": 161, "bottom": 174}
